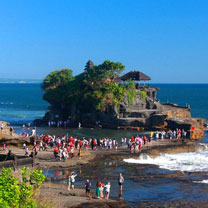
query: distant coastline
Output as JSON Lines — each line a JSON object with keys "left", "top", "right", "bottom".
{"left": 0, "top": 79, "right": 207, "bottom": 84}
{"left": 0, "top": 78, "right": 42, "bottom": 84}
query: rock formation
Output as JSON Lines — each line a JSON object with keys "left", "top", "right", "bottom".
{"left": 39, "top": 62, "right": 205, "bottom": 140}
{"left": 79, "top": 85, "right": 205, "bottom": 139}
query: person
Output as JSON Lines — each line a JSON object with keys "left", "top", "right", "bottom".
{"left": 85, "top": 179, "right": 91, "bottom": 197}
{"left": 31, "top": 127, "right": 36, "bottom": 136}
{"left": 0, "top": 122, "right": 4, "bottom": 131}
{"left": 39, "top": 141, "right": 44, "bottom": 151}
{"left": 33, "top": 145, "right": 38, "bottom": 156}
{"left": 118, "top": 173, "right": 124, "bottom": 192}
{"left": 5, "top": 144, "right": 8, "bottom": 153}
{"left": 24, "top": 146, "right": 29, "bottom": 157}
{"left": 3, "top": 143, "right": 6, "bottom": 152}
{"left": 53, "top": 146, "right": 59, "bottom": 159}
{"left": 67, "top": 175, "right": 71, "bottom": 191}
{"left": 96, "top": 181, "right": 101, "bottom": 199}
{"left": 22, "top": 143, "right": 26, "bottom": 149}
{"left": 155, "top": 131, "right": 159, "bottom": 140}
{"left": 70, "top": 172, "right": 77, "bottom": 190}
{"left": 10, "top": 127, "right": 13, "bottom": 136}
{"left": 104, "top": 182, "right": 111, "bottom": 200}
{"left": 62, "top": 149, "right": 66, "bottom": 162}
{"left": 99, "top": 182, "right": 104, "bottom": 198}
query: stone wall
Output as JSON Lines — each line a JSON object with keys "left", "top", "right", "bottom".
{"left": 162, "top": 104, "right": 191, "bottom": 119}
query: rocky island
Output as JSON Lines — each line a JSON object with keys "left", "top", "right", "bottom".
{"left": 38, "top": 60, "right": 205, "bottom": 139}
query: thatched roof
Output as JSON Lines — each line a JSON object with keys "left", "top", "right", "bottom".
{"left": 120, "top": 71, "right": 151, "bottom": 81}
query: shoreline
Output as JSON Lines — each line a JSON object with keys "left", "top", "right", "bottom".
{"left": 37, "top": 139, "right": 201, "bottom": 208}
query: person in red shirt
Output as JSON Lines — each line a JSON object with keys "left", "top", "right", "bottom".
{"left": 79, "top": 140, "right": 82, "bottom": 149}
{"left": 54, "top": 146, "right": 59, "bottom": 159}
{"left": 33, "top": 145, "right": 38, "bottom": 156}
{"left": 44, "top": 135, "right": 48, "bottom": 143}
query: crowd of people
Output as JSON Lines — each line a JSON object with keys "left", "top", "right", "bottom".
{"left": 125, "top": 128, "right": 188, "bottom": 153}
{"left": 18, "top": 127, "right": 188, "bottom": 159}
{"left": 29, "top": 134, "right": 120, "bottom": 161}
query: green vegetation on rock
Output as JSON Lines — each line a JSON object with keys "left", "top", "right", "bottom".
{"left": 137, "top": 90, "right": 146, "bottom": 99}
{"left": 42, "top": 60, "right": 137, "bottom": 121}
{"left": 0, "top": 167, "right": 45, "bottom": 208}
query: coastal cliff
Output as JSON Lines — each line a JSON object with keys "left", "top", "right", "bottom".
{"left": 78, "top": 86, "right": 205, "bottom": 139}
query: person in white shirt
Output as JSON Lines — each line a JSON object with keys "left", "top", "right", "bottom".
{"left": 104, "top": 182, "right": 111, "bottom": 200}
{"left": 31, "top": 127, "right": 36, "bottom": 136}
{"left": 70, "top": 173, "right": 77, "bottom": 190}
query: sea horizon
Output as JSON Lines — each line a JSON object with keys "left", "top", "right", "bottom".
{"left": 0, "top": 81, "right": 207, "bottom": 84}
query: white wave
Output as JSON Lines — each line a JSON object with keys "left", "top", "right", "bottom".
{"left": 198, "top": 143, "right": 208, "bottom": 148}
{"left": 0, "top": 102, "right": 14, "bottom": 105}
{"left": 193, "top": 180, "right": 208, "bottom": 184}
{"left": 124, "top": 147, "right": 208, "bottom": 172}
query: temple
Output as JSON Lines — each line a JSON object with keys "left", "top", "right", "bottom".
{"left": 97, "top": 69, "right": 205, "bottom": 139}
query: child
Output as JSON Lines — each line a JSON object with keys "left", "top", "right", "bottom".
{"left": 104, "top": 182, "right": 111, "bottom": 200}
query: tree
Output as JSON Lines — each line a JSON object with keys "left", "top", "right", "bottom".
{"left": 41, "top": 68, "right": 74, "bottom": 117}
{"left": 42, "top": 68, "right": 73, "bottom": 91}
{"left": 41, "top": 60, "right": 136, "bottom": 122}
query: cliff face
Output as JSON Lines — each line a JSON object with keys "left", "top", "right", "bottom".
{"left": 94, "top": 87, "right": 204, "bottom": 139}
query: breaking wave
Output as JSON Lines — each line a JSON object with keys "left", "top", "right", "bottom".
{"left": 124, "top": 144, "right": 208, "bottom": 172}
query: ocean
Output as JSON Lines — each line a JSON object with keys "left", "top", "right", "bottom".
{"left": 0, "top": 83, "right": 48, "bottom": 124}
{"left": 0, "top": 83, "right": 207, "bottom": 125}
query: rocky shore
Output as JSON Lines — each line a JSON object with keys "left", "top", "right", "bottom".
{"left": 4, "top": 139, "right": 205, "bottom": 207}
{"left": 0, "top": 121, "right": 30, "bottom": 145}
{"left": 1, "top": 123, "right": 207, "bottom": 208}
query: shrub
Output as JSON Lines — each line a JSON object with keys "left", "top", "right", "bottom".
{"left": 0, "top": 167, "right": 45, "bottom": 208}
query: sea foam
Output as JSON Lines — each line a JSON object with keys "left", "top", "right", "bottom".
{"left": 124, "top": 145, "right": 208, "bottom": 172}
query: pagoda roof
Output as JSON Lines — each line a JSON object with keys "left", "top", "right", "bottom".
{"left": 120, "top": 71, "right": 151, "bottom": 81}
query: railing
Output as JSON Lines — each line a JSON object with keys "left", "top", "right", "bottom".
{"left": 0, "top": 154, "right": 35, "bottom": 171}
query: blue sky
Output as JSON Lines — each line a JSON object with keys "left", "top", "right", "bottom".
{"left": 0, "top": 0, "right": 207, "bottom": 83}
